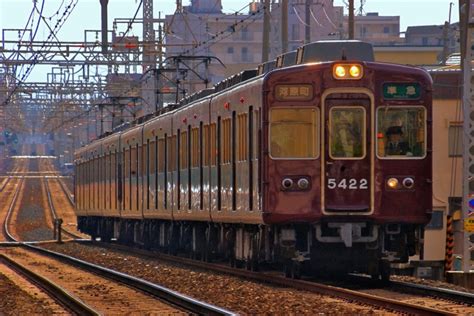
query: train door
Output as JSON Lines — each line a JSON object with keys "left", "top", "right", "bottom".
{"left": 322, "top": 91, "right": 373, "bottom": 215}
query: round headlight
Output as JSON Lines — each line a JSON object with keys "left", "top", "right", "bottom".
{"left": 402, "top": 177, "right": 415, "bottom": 189}
{"left": 387, "top": 178, "right": 399, "bottom": 189}
{"left": 334, "top": 65, "right": 346, "bottom": 78}
{"left": 297, "top": 178, "right": 309, "bottom": 189}
{"left": 282, "top": 178, "right": 293, "bottom": 189}
{"left": 349, "top": 65, "right": 361, "bottom": 77}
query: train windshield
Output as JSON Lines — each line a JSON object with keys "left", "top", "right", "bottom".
{"left": 376, "top": 106, "right": 426, "bottom": 158}
{"left": 269, "top": 108, "right": 319, "bottom": 159}
{"left": 329, "top": 107, "right": 366, "bottom": 159}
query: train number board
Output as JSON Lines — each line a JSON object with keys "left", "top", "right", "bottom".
{"left": 383, "top": 83, "right": 420, "bottom": 100}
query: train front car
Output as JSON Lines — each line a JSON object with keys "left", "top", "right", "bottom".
{"left": 263, "top": 59, "right": 432, "bottom": 278}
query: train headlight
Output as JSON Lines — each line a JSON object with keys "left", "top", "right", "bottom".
{"left": 282, "top": 178, "right": 293, "bottom": 189}
{"left": 334, "top": 65, "right": 346, "bottom": 78}
{"left": 297, "top": 178, "right": 309, "bottom": 190}
{"left": 387, "top": 178, "right": 399, "bottom": 189}
{"left": 402, "top": 177, "right": 415, "bottom": 189}
{"left": 349, "top": 65, "right": 361, "bottom": 78}
{"left": 333, "top": 64, "right": 363, "bottom": 80}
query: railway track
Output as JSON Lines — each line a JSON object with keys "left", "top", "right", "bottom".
{"left": 43, "top": 177, "right": 84, "bottom": 240}
{"left": 0, "top": 158, "right": 233, "bottom": 315}
{"left": 83, "top": 241, "right": 471, "bottom": 315}
{"left": 0, "top": 252, "right": 99, "bottom": 315}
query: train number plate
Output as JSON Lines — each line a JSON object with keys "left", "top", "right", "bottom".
{"left": 327, "top": 178, "right": 368, "bottom": 190}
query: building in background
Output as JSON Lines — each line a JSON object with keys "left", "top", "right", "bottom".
{"left": 340, "top": 12, "right": 403, "bottom": 45}
{"left": 165, "top": 0, "right": 339, "bottom": 94}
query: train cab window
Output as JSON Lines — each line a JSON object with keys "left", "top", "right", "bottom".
{"left": 269, "top": 108, "right": 319, "bottom": 159}
{"left": 376, "top": 107, "right": 426, "bottom": 158}
{"left": 329, "top": 107, "right": 365, "bottom": 159}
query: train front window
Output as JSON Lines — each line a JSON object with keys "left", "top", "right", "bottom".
{"left": 269, "top": 108, "right": 318, "bottom": 159}
{"left": 329, "top": 107, "right": 366, "bottom": 159}
{"left": 376, "top": 107, "right": 426, "bottom": 159}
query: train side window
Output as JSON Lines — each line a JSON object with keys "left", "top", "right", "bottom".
{"left": 180, "top": 130, "right": 187, "bottom": 170}
{"left": 170, "top": 135, "right": 176, "bottom": 172}
{"left": 203, "top": 124, "right": 210, "bottom": 166}
{"left": 188, "top": 125, "right": 192, "bottom": 210}
{"left": 163, "top": 134, "right": 168, "bottom": 209}
{"left": 199, "top": 122, "right": 204, "bottom": 210}
{"left": 158, "top": 138, "right": 165, "bottom": 172}
{"left": 222, "top": 118, "right": 231, "bottom": 164}
{"left": 248, "top": 107, "right": 253, "bottom": 211}
{"left": 148, "top": 139, "right": 156, "bottom": 209}
{"left": 106, "top": 153, "right": 110, "bottom": 209}
{"left": 231, "top": 111, "right": 237, "bottom": 211}
{"left": 217, "top": 117, "right": 222, "bottom": 210}
{"left": 329, "top": 107, "right": 365, "bottom": 159}
{"left": 147, "top": 139, "right": 151, "bottom": 210}
{"left": 376, "top": 106, "right": 426, "bottom": 159}
{"left": 111, "top": 151, "right": 116, "bottom": 210}
{"left": 238, "top": 113, "right": 248, "bottom": 161}
{"left": 210, "top": 123, "right": 217, "bottom": 166}
{"left": 191, "top": 127, "right": 199, "bottom": 168}
{"left": 270, "top": 107, "right": 319, "bottom": 159}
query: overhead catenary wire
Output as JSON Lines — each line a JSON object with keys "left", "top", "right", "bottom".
{"left": 3, "top": 0, "right": 79, "bottom": 106}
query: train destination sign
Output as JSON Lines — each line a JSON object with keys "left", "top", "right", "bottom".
{"left": 383, "top": 83, "right": 420, "bottom": 100}
{"left": 275, "top": 84, "right": 313, "bottom": 101}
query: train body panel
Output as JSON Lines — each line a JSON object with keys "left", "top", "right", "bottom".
{"left": 142, "top": 112, "right": 174, "bottom": 220}
{"left": 262, "top": 61, "right": 432, "bottom": 227}
{"left": 75, "top": 41, "right": 433, "bottom": 278}
{"left": 74, "top": 146, "right": 88, "bottom": 216}
{"left": 209, "top": 78, "right": 264, "bottom": 224}
{"left": 172, "top": 98, "right": 212, "bottom": 222}
{"left": 101, "top": 133, "right": 121, "bottom": 218}
{"left": 120, "top": 124, "right": 144, "bottom": 219}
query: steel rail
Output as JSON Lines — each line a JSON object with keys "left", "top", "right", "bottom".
{"left": 89, "top": 242, "right": 457, "bottom": 316}
{"left": 55, "top": 176, "right": 75, "bottom": 207}
{"left": 390, "top": 279, "right": 474, "bottom": 305}
{"left": 0, "top": 176, "right": 11, "bottom": 192}
{"left": 0, "top": 254, "right": 99, "bottom": 316}
{"left": 43, "top": 177, "right": 82, "bottom": 240}
{"left": 25, "top": 244, "right": 234, "bottom": 316}
{"left": 3, "top": 177, "right": 24, "bottom": 242}
{"left": 347, "top": 272, "right": 474, "bottom": 306}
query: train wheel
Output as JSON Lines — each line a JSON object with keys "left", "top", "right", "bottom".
{"left": 284, "top": 260, "right": 301, "bottom": 279}
{"left": 380, "top": 261, "right": 391, "bottom": 283}
{"left": 245, "top": 257, "right": 258, "bottom": 272}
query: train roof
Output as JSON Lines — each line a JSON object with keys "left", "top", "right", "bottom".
{"left": 297, "top": 40, "right": 374, "bottom": 64}
{"left": 257, "top": 60, "right": 276, "bottom": 75}
{"left": 214, "top": 69, "right": 258, "bottom": 93}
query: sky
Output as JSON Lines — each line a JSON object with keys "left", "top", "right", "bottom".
{"left": 0, "top": 0, "right": 460, "bottom": 82}
{"left": 0, "top": 0, "right": 460, "bottom": 37}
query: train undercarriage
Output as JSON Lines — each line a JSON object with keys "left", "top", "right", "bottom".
{"left": 77, "top": 216, "right": 423, "bottom": 280}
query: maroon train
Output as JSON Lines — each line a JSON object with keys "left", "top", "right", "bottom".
{"left": 75, "top": 41, "right": 432, "bottom": 279}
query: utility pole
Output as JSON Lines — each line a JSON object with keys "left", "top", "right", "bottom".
{"left": 262, "top": 0, "right": 271, "bottom": 62}
{"left": 442, "top": 3, "right": 455, "bottom": 64}
{"left": 348, "top": 0, "right": 355, "bottom": 39}
{"left": 99, "top": 0, "right": 108, "bottom": 55}
{"left": 305, "top": 0, "right": 311, "bottom": 43}
{"left": 460, "top": 0, "right": 474, "bottom": 272}
{"left": 142, "top": 0, "right": 155, "bottom": 115}
{"left": 281, "top": 0, "right": 288, "bottom": 54}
